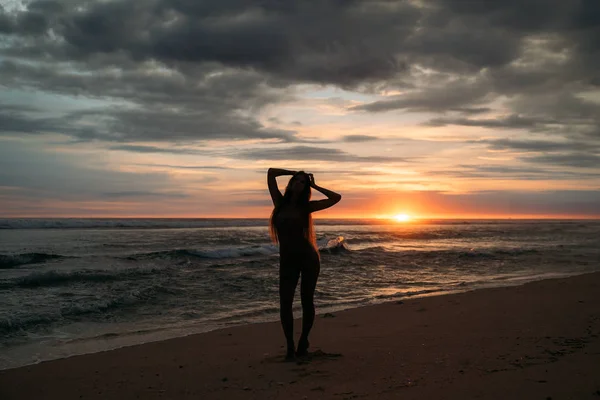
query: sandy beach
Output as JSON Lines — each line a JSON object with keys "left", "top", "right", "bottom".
{"left": 1, "top": 272, "right": 599, "bottom": 399}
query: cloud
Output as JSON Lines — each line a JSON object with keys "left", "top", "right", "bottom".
{"left": 237, "top": 145, "right": 408, "bottom": 163}
{"left": 450, "top": 107, "right": 492, "bottom": 115}
{"left": 0, "top": 5, "right": 15, "bottom": 34}
{"left": 341, "top": 135, "right": 380, "bottom": 142}
{"left": 3, "top": 0, "right": 599, "bottom": 87}
{"left": 0, "top": 60, "right": 298, "bottom": 142}
{"left": 2, "top": 0, "right": 600, "bottom": 146}
{"left": 0, "top": 105, "right": 56, "bottom": 134}
{"left": 522, "top": 153, "right": 600, "bottom": 169}
{"left": 350, "top": 78, "right": 492, "bottom": 113}
{"left": 54, "top": 0, "right": 418, "bottom": 86}
{"left": 100, "top": 191, "right": 188, "bottom": 199}
{"left": 472, "top": 138, "right": 600, "bottom": 153}
{"left": 427, "top": 164, "right": 600, "bottom": 181}
{"left": 1, "top": 0, "right": 600, "bottom": 218}
{"left": 134, "top": 163, "right": 231, "bottom": 170}
{"left": 453, "top": 190, "right": 600, "bottom": 216}
{"left": 340, "top": 188, "right": 600, "bottom": 217}
{"left": 0, "top": 140, "right": 181, "bottom": 201}
{"left": 427, "top": 93, "right": 600, "bottom": 140}
{"left": 426, "top": 114, "right": 549, "bottom": 129}
{"left": 466, "top": 139, "right": 600, "bottom": 171}
{"left": 108, "top": 145, "right": 203, "bottom": 155}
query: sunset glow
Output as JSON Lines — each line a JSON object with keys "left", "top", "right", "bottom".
{"left": 0, "top": 1, "right": 599, "bottom": 219}
{"left": 393, "top": 214, "right": 412, "bottom": 223}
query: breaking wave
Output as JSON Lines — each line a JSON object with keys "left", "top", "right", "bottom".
{"left": 1, "top": 268, "right": 164, "bottom": 289}
{"left": 0, "top": 253, "right": 68, "bottom": 269}
{"left": 0, "top": 284, "right": 178, "bottom": 335}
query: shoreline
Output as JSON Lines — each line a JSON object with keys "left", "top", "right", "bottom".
{"left": 1, "top": 271, "right": 599, "bottom": 399}
{"left": 0, "top": 269, "right": 585, "bottom": 372}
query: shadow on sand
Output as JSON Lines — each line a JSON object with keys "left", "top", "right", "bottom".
{"left": 262, "top": 349, "right": 343, "bottom": 365}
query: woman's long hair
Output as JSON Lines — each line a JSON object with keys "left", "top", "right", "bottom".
{"left": 269, "top": 171, "right": 317, "bottom": 252}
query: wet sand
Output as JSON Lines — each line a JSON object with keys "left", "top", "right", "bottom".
{"left": 1, "top": 272, "right": 599, "bottom": 399}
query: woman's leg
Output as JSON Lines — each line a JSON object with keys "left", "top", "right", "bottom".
{"left": 279, "top": 262, "right": 300, "bottom": 359}
{"left": 297, "top": 257, "right": 320, "bottom": 355}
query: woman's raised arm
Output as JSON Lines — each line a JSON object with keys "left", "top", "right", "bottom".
{"left": 307, "top": 174, "right": 342, "bottom": 213}
{"left": 267, "top": 168, "right": 296, "bottom": 206}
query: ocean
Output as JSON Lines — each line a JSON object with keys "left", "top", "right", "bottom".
{"left": 1, "top": 218, "right": 599, "bottom": 370}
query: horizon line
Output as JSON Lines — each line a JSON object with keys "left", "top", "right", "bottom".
{"left": 1, "top": 215, "right": 599, "bottom": 220}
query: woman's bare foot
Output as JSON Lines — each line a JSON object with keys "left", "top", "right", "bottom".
{"left": 284, "top": 340, "right": 296, "bottom": 361}
{"left": 296, "top": 338, "right": 309, "bottom": 357}
{"left": 284, "top": 347, "right": 296, "bottom": 362}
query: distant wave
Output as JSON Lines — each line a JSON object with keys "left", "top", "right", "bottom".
{"left": 0, "top": 218, "right": 270, "bottom": 230}
{"left": 0, "top": 268, "right": 164, "bottom": 289}
{"left": 359, "top": 246, "right": 540, "bottom": 259}
{"left": 1, "top": 218, "right": 594, "bottom": 230}
{"left": 455, "top": 248, "right": 540, "bottom": 258}
{"left": 127, "top": 245, "right": 279, "bottom": 261}
{"left": 127, "top": 236, "right": 349, "bottom": 261}
{"left": 440, "top": 248, "right": 540, "bottom": 259}
{"left": 0, "top": 253, "right": 68, "bottom": 269}
{"left": 350, "top": 230, "right": 483, "bottom": 241}
{"left": 0, "top": 218, "right": 381, "bottom": 230}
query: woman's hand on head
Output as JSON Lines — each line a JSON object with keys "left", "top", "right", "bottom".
{"left": 308, "top": 173, "right": 316, "bottom": 188}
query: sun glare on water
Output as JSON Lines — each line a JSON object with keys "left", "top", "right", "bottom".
{"left": 393, "top": 213, "right": 412, "bottom": 222}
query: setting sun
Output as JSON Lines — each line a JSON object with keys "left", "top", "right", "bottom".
{"left": 393, "top": 214, "right": 412, "bottom": 222}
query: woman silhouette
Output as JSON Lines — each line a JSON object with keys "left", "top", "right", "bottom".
{"left": 267, "top": 168, "right": 342, "bottom": 360}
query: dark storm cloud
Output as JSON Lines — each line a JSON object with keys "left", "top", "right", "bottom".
{"left": 84, "top": 107, "right": 297, "bottom": 143}
{"left": 0, "top": 59, "right": 296, "bottom": 142}
{"left": 0, "top": 0, "right": 532, "bottom": 87}
{"left": 343, "top": 1, "right": 600, "bottom": 156}
{"left": 101, "top": 191, "right": 188, "bottom": 199}
{"left": 0, "top": 59, "right": 284, "bottom": 109}
{"left": 238, "top": 145, "right": 407, "bottom": 163}
{"left": 0, "top": 5, "right": 15, "bottom": 34}
{"left": 427, "top": 164, "right": 600, "bottom": 181}
{"left": 135, "top": 163, "right": 231, "bottom": 170}
{"left": 0, "top": 104, "right": 66, "bottom": 135}
{"left": 0, "top": 4, "right": 299, "bottom": 143}
{"left": 0, "top": 0, "right": 599, "bottom": 166}
{"left": 427, "top": 93, "right": 600, "bottom": 138}
{"left": 472, "top": 138, "right": 600, "bottom": 153}
{"left": 0, "top": 140, "right": 182, "bottom": 200}
{"left": 450, "top": 107, "right": 492, "bottom": 115}
{"left": 3, "top": 0, "right": 599, "bottom": 86}
{"left": 426, "top": 114, "right": 552, "bottom": 130}
{"left": 523, "top": 153, "right": 600, "bottom": 169}
{"left": 48, "top": 0, "right": 418, "bottom": 85}
{"left": 465, "top": 139, "right": 600, "bottom": 172}
{"left": 428, "top": 0, "right": 600, "bottom": 34}
{"left": 108, "top": 145, "right": 203, "bottom": 155}
{"left": 350, "top": 79, "right": 492, "bottom": 113}
{"left": 0, "top": 103, "right": 41, "bottom": 112}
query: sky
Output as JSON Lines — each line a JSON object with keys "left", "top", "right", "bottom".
{"left": 0, "top": 0, "right": 599, "bottom": 219}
